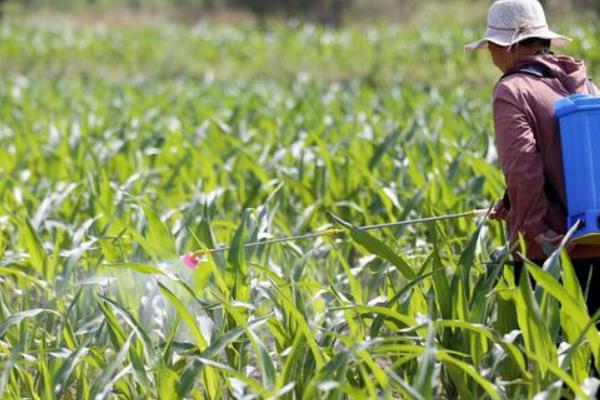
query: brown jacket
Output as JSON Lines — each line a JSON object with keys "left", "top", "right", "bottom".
{"left": 493, "top": 54, "right": 600, "bottom": 261}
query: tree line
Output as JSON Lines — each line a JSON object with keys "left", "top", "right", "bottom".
{"left": 0, "top": 0, "right": 598, "bottom": 24}
{"left": 0, "top": 0, "right": 355, "bottom": 25}
{"left": 207, "top": 0, "right": 353, "bottom": 26}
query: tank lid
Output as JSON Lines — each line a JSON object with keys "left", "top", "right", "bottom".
{"left": 555, "top": 94, "right": 600, "bottom": 118}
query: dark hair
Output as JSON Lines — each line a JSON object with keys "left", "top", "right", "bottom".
{"left": 515, "top": 37, "right": 552, "bottom": 50}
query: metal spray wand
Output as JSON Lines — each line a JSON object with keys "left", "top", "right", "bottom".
{"left": 180, "top": 209, "right": 489, "bottom": 268}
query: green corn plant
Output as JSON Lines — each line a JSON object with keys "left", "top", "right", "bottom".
{"left": 2, "top": 13, "right": 600, "bottom": 399}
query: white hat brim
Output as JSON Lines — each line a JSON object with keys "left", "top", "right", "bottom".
{"left": 464, "top": 29, "right": 572, "bottom": 52}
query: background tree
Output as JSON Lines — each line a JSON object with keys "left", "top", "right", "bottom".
{"left": 0, "top": 0, "right": 7, "bottom": 20}
{"left": 229, "top": 0, "right": 353, "bottom": 27}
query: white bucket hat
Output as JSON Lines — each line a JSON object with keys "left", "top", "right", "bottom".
{"left": 465, "top": 0, "right": 571, "bottom": 52}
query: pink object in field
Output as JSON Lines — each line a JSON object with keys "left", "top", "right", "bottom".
{"left": 180, "top": 252, "right": 201, "bottom": 270}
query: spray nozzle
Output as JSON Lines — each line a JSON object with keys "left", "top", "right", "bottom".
{"left": 180, "top": 251, "right": 205, "bottom": 269}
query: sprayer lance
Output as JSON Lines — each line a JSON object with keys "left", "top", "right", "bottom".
{"left": 189, "top": 208, "right": 489, "bottom": 258}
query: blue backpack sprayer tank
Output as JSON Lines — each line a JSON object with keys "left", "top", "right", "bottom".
{"left": 555, "top": 94, "right": 600, "bottom": 244}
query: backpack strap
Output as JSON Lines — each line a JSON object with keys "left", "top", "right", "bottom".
{"left": 501, "top": 63, "right": 552, "bottom": 80}
{"left": 503, "top": 62, "right": 597, "bottom": 97}
{"left": 586, "top": 78, "right": 598, "bottom": 96}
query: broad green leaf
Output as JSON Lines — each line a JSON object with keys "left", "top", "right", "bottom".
{"left": 89, "top": 334, "right": 132, "bottom": 400}
{"left": 437, "top": 351, "right": 502, "bottom": 400}
{"left": 348, "top": 227, "right": 415, "bottom": 279}
{"left": 158, "top": 282, "right": 207, "bottom": 351}
{"left": 53, "top": 341, "right": 91, "bottom": 398}
{"left": 102, "top": 262, "right": 165, "bottom": 276}
{"left": 526, "top": 262, "right": 600, "bottom": 372}
{"left": 143, "top": 207, "right": 177, "bottom": 260}
{"left": 0, "top": 309, "right": 60, "bottom": 337}
{"left": 19, "top": 217, "right": 47, "bottom": 276}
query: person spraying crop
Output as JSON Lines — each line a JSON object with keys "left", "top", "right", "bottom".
{"left": 465, "top": 0, "right": 600, "bottom": 312}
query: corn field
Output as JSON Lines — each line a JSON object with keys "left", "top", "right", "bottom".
{"left": 1, "top": 17, "right": 600, "bottom": 399}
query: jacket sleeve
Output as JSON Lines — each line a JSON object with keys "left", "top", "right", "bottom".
{"left": 493, "top": 83, "right": 551, "bottom": 242}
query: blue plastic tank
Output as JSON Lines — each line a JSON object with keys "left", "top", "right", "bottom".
{"left": 555, "top": 94, "right": 600, "bottom": 244}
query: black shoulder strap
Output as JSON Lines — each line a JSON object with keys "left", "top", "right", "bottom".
{"left": 503, "top": 63, "right": 598, "bottom": 97}
{"left": 501, "top": 63, "right": 552, "bottom": 80}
